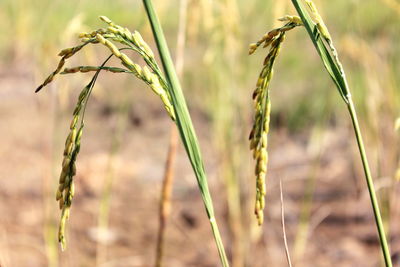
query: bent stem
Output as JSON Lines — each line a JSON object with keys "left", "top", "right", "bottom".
{"left": 142, "top": 0, "right": 229, "bottom": 266}
{"left": 289, "top": 1, "right": 392, "bottom": 265}
{"left": 347, "top": 99, "right": 392, "bottom": 267}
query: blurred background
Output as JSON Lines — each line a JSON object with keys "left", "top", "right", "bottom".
{"left": 0, "top": 0, "right": 399, "bottom": 266}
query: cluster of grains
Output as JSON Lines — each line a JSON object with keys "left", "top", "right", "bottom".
{"left": 249, "top": 19, "right": 301, "bottom": 225}
{"left": 35, "top": 42, "right": 91, "bottom": 93}
{"left": 36, "top": 16, "right": 180, "bottom": 249}
{"left": 249, "top": 17, "right": 301, "bottom": 55}
{"left": 56, "top": 85, "right": 89, "bottom": 250}
{"left": 36, "top": 16, "right": 175, "bottom": 120}
{"left": 95, "top": 33, "right": 175, "bottom": 120}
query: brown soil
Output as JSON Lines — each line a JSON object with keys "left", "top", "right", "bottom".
{"left": 0, "top": 70, "right": 399, "bottom": 267}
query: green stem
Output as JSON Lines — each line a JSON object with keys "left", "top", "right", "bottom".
{"left": 289, "top": 1, "right": 392, "bottom": 264}
{"left": 347, "top": 99, "right": 392, "bottom": 267}
{"left": 141, "top": 1, "right": 229, "bottom": 266}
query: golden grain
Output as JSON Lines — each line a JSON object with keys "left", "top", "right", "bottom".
{"left": 249, "top": 21, "right": 300, "bottom": 225}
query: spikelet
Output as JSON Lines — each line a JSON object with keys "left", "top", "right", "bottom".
{"left": 278, "top": 15, "right": 303, "bottom": 26}
{"left": 61, "top": 66, "right": 129, "bottom": 74}
{"left": 99, "top": 16, "right": 155, "bottom": 58}
{"left": 249, "top": 18, "right": 301, "bottom": 55}
{"left": 99, "top": 16, "right": 115, "bottom": 26}
{"left": 78, "top": 28, "right": 108, "bottom": 39}
{"left": 131, "top": 30, "right": 155, "bottom": 58}
{"left": 304, "top": 0, "right": 331, "bottom": 42}
{"left": 249, "top": 20, "right": 300, "bottom": 225}
{"left": 35, "top": 41, "right": 95, "bottom": 93}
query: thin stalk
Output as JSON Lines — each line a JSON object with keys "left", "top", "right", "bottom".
{"left": 142, "top": 1, "right": 229, "bottom": 266}
{"left": 202, "top": 0, "right": 243, "bottom": 264}
{"left": 155, "top": 127, "right": 178, "bottom": 267}
{"left": 290, "top": 1, "right": 392, "bottom": 265}
{"left": 280, "top": 180, "right": 293, "bottom": 267}
{"left": 294, "top": 115, "right": 328, "bottom": 262}
{"left": 347, "top": 99, "right": 392, "bottom": 266}
{"left": 44, "top": 87, "right": 61, "bottom": 267}
{"left": 293, "top": 147, "right": 321, "bottom": 262}
{"left": 95, "top": 95, "right": 131, "bottom": 266}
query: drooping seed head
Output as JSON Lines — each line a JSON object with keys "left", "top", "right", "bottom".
{"left": 249, "top": 22, "right": 298, "bottom": 225}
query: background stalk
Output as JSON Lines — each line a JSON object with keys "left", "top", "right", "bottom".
{"left": 155, "top": 126, "right": 178, "bottom": 267}
{"left": 44, "top": 88, "right": 61, "bottom": 267}
{"left": 95, "top": 92, "right": 131, "bottom": 266}
{"left": 199, "top": 1, "right": 244, "bottom": 265}
{"left": 155, "top": 1, "right": 186, "bottom": 264}
{"left": 279, "top": 180, "right": 293, "bottom": 267}
{"left": 142, "top": 0, "right": 229, "bottom": 266}
{"left": 293, "top": 125, "right": 325, "bottom": 262}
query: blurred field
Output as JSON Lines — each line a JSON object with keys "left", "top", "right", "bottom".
{"left": 0, "top": 0, "right": 399, "bottom": 266}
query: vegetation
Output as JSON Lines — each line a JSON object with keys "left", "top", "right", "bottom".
{"left": 249, "top": 1, "right": 393, "bottom": 265}
{"left": 0, "top": 0, "right": 399, "bottom": 266}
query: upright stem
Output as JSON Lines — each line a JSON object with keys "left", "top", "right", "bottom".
{"left": 155, "top": 127, "right": 178, "bottom": 267}
{"left": 347, "top": 99, "right": 392, "bottom": 267}
{"left": 280, "top": 180, "right": 293, "bottom": 267}
{"left": 142, "top": 1, "right": 229, "bottom": 266}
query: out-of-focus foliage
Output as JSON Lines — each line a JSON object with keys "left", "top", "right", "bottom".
{"left": 1, "top": 0, "right": 398, "bottom": 130}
